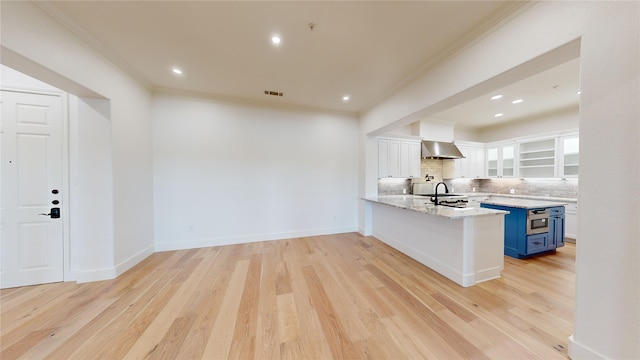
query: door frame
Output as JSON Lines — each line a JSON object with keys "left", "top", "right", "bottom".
{"left": 2, "top": 86, "right": 73, "bottom": 283}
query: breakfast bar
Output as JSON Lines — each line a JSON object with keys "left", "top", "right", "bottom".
{"left": 363, "top": 196, "right": 508, "bottom": 287}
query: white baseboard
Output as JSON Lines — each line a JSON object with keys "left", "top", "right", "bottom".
{"left": 568, "top": 335, "right": 607, "bottom": 359}
{"left": 76, "top": 244, "right": 154, "bottom": 283}
{"left": 115, "top": 244, "right": 154, "bottom": 277}
{"left": 76, "top": 267, "right": 117, "bottom": 283}
{"left": 373, "top": 230, "right": 470, "bottom": 286}
{"left": 154, "top": 226, "right": 358, "bottom": 252}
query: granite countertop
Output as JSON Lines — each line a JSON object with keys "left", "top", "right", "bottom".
{"left": 480, "top": 197, "right": 568, "bottom": 209}
{"left": 462, "top": 192, "right": 577, "bottom": 203}
{"left": 363, "top": 195, "right": 508, "bottom": 219}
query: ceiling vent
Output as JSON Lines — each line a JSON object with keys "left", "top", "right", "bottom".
{"left": 264, "top": 90, "right": 283, "bottom": 97}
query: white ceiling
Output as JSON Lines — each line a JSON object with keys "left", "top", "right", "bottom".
{"left": 41, "top": 1, "right": 524, "bottom": 113}
{"left": 39, "top": 1, "right": 578, "bottom": 129}
{"left": 431, "top": 58, "right": 581, "bottom": 129}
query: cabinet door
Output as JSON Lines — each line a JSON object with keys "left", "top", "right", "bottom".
{"left": 560, "top": 136, "right": 579, "bottom": 178}
{"left": 548, "top": 216, "right": 557, "bottom": 250}
{"left": 468, "top": 145, "right": 483, "bottom": 178}
{"left": 401, "top": 141, "right": 421, "bottom": 178}
{"left": 486, "top": 148, "right": 498, "bottom": 177}
{"left": 379, "top": 139, "right": 402, "bottom": 177}
{"left": 548, "top": 207, "right": 566, "bottom": 249}
{"left": 378, "top": 139, "right": 390, "bottom": 178}
{"left": 527, "top": 233, "right": 548, "bottom": 254}
{"left": 409, "top": 142, "right": 421, "bottom": 178}
{"left": 388, "top": 141, "right": 401, "bottom": 177}
{"left": 555, "top": 215, "right": 565, "bottom": 248}
{"left": 455, "top": 145, "right": 469, "bottom": 178}
{"left": 565, "top": 203, "right": 577, "bottom": 239}
{"left": 469, "top": 146, "right": 486, "bottom": 178}
{"left": 501, "top": 145, "right": 515, "bottom": 177}
{"left": 487, "top": 143, "right": 516, "bottom": 178}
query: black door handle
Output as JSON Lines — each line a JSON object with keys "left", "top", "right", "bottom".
{"left": 38, "top": 208, "right": 60, "bottom": 218}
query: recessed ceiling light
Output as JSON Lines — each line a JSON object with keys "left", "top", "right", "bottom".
{"left": 342, "top": 95, "right": 350, "bottom": 101}
{"left": 271, "top": 36, "right": 281, "bottom": 44}
{"left": 172, "top": 67, "right": 183, "bottom": 75}
{"left": 494, "top": 113, "right": 504, "bottom": 117}
{"left": 512, "top": 99, "right": 523, "bottom": 104}
{"left": 491, "top": 94, "right": 503, "bottom": 100}
{"left": 577, "top": 90, "right": 581, "bottom": 95}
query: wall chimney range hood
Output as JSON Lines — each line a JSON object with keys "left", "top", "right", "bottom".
{"left": 421, "top": 140, "right": 465, "bottom": 159}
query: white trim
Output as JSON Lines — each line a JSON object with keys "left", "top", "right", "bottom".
{"left": 60, "top": 92, "right": 74, "bottom": 282}
{"left": 154, "top": 227, "right": 358, "bottom": 252}
{"left": 76, "top": 267, "right": 117, "bottom": 284}
{"left": 115, "top": 244, "right": 154, "bottom": 277}
{"left": 377, "top": 134, "right": 422, "bottom": 141}
{"left": 75, "top": 244, "right": 154, "bottom": 283}
{"left": 568, "top": 335, "right": 607, "bottom": 360}
{"left": 33, "top": 2, "right": 153, "bottom": 91}
{"left": 0, "top": 87, "right": 74, "bottom": 283}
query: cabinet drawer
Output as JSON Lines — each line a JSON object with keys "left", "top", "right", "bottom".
{"left": 550, "top": 207, "right": 565, "bottom": 215}
{"left": 526, "top": 233, "right": 548, "bottom": 254}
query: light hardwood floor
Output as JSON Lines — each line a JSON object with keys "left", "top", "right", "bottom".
{"left": 1, "top": 233, "right": 575, "bottom": 359}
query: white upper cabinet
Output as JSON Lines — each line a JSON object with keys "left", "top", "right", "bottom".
{"left": 518, "top": 138, "right": 557, "bottom": 178}
{"left": 444, "top": 142, "right": 485, "bottom": 179}
{"left": 378, "top": 137, "right": 420, "bottom": 178}
{"left": 442, "top": 132, "right": 578, "bottom": 180}
{"left": 486, "top": 142, "right": 516, "bottom": 178}
{"left": 559, "top": 135, "right": 579, "bottom": 178}
{"left": 400, "top": 140, "right": 421, "bottom": 178}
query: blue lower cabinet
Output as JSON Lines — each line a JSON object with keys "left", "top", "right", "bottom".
{"left": 549, "top": 206, "right": 565, "bottom": 250}
{"left": 527, "top": 233, "right": 548, "bottom": 254}
{"left": 481, "top": 203, "right": 565, "bottom": 258}
{"left": 480, "top": 203, "right": 526, "bottom": 258}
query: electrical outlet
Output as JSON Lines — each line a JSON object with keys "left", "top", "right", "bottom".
{"left": 403, "top": 188, "right": 407, "bottom": 194}
{"left": 472, "top": 187, "right": 476, "bottom": 192}
{"left": 510, "top": 189, "right": 515, "bottom": 194}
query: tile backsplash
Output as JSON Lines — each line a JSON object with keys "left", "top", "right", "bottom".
{"left": 446, "top": 178, "right": 578, "bottom": 198}
{"left": 420, "top": 159, "right": 444, "bottom": 183}
{"left": 377, "top": 178, "right": 412, "bottom": 195}
{"left": 378, "top": 159, "right": 578, "bottom": 198}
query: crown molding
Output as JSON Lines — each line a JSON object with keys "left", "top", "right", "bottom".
{"left": 154, "top": 87, "right": 358, "bottom": 118}
{"left": 34, "top": 1, "right": 153, "bottom": 91}
{"left": 359, "top": 1, "right": 534, "bottom": 117}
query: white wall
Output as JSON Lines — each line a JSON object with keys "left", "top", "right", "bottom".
{"left": 153, "top": 95, "right": 358, "bottom": 251}
{"left": 70, "top": 97, "right": 116, "bottom": 282}
{"left": 1, "top": 64, "right": 61, "bottom": 92}
{"left": 1, "top": 1, "right": 155, "bottom": 281}
{"left": 359, "top": 2, "right": 639, "bottom": 359}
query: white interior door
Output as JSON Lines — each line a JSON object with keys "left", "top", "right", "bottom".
{"left": 1, "top": 90, "right": 64, "bottom": 289}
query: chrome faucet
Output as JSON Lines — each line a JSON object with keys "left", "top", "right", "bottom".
{"left": 433, "top": 181, "right": 449, "bottom": 206}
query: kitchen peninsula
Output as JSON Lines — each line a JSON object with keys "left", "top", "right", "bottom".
{"left": 363, "top": 196, "right": 508, "bottom": 287}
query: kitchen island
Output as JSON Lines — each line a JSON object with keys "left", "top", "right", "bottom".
{"left": 480, "top": 197, "right": 568, "bottom": 209}
{"left": 363, "top": 196, "right": 508, "bottom": 287}
{"left": 480, "top": 198, "right": 568, "bottom": 259}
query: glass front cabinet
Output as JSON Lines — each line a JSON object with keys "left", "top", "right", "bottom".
{"left": 559, "top": 135, "right": 579, "bottom": 178}
{"left": 486, "top": 142, "right": 516, "bottom": 178}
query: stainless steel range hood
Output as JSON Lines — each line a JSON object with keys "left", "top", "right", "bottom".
{"left": 421, "top": 140, "right": 465, "bottom": 159}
